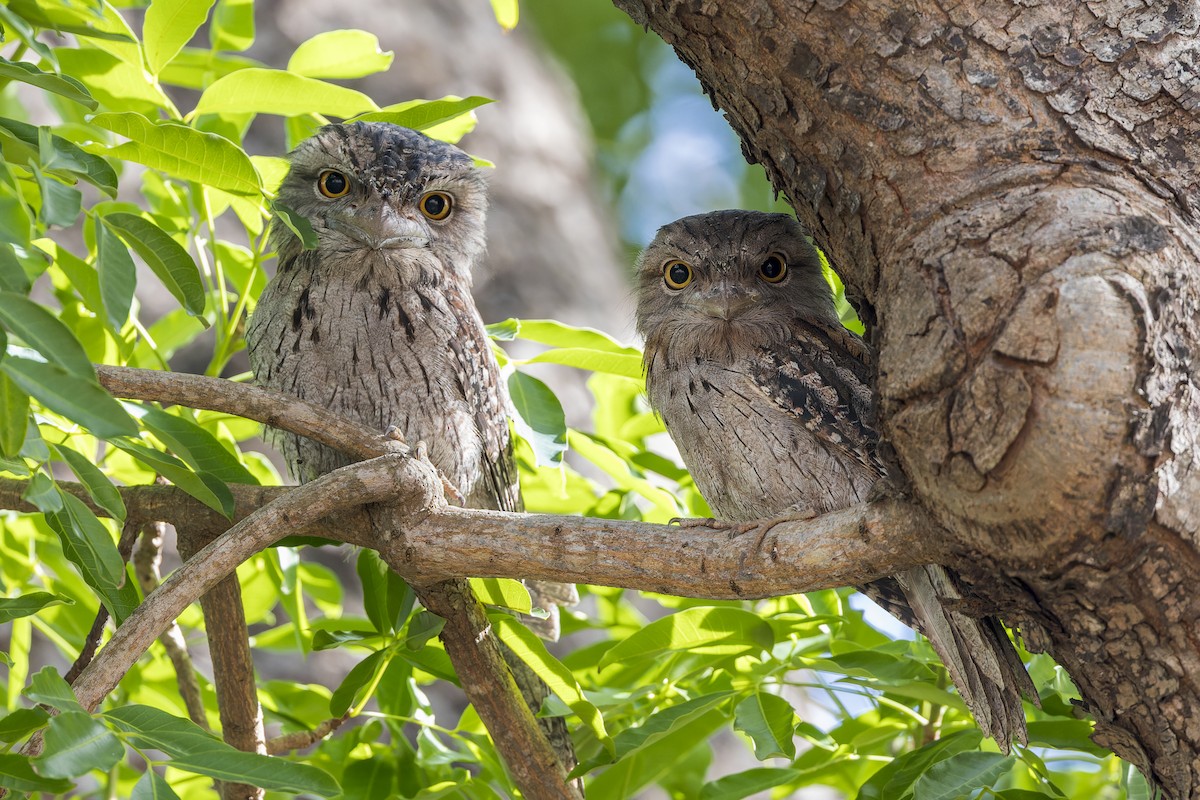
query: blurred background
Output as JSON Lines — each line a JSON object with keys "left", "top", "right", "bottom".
{"left": 249, "top": 0, "right": 793, "bottom": 341}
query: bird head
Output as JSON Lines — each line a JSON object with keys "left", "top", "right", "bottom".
{"left": 271, "top": 122, "right": 488, "bottom": 283}
{"left": 635, "top": 210, "right": 840, "bottom": 363}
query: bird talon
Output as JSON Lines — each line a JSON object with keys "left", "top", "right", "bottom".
{"left": 669, "top": 516, "right": 724, "bottom": 529}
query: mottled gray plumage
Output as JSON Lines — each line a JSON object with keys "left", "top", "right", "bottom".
{"left": 247, "top": 122, "right": 576, "bottom": 771}
{"left": 636, "top": 209, "right": 1036, "bottom": 749}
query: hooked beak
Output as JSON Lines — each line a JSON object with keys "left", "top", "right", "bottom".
{"left": 327, "top": 206, "right": 429, "bottom": 251}
{"left": 694, "top": 280, "right": 758, "bottom": 321}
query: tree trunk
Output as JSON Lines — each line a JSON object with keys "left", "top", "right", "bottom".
{"left": 611, "top": 1, "right": 1200, "bottom": 796}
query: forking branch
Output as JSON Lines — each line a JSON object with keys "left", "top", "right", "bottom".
{"left": 5, "top": 366, "right": 948, "bottom": 799}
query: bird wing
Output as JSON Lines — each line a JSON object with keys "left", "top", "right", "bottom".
{"left": 747, "top": 317, "right": 887, "bottom": 478}
{"left": 444, "top": 286, "right": 523, "bottom": 515}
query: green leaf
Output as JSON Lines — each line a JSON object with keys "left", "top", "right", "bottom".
{"left": 143, "top": 0, "right": 219, "bottom": 75}
{"left": 45, "top": 489, "right": 126, "bottom": 591}
{"left": 0, "top": 707, "right": 50, "bottom": 742}
{"left": 913, "top": 752, "right": 1015, "bottom": 800}
{"left": 131, "top": 769, "right": 182, "bottom": 800}
{"left": 700, "top": 768, "right": 801, "bottom": 800}
{"left": 486, "top": 318, "right": 520, "bottom": 341}
{"left": 470, "top": 578, "right": 531, "bottom": 613}
{"left": 0, "top": 57, "right": 96, "bottom": 109}
{"left": 354, "top": 96, "right": 493, "bottom": 136}
{"left": 858, "top": 730, "right": 985, "bottom": 800}
{"left": 55, "top": 48, "right": 175, "bottom": 114}
{"left": 95, "top": 216, "right": 137, "bottom": 329}
{"left": 31, "top": 165, "right": 81, "bottom": 229}
{"left": 1024, "top": 719, "right": 1108, "bottom": 756}
{"left": 159, "top": 48, "right": 260, "bottom": 89}
{"left": 341, "top": 757, "right": 396, "bottom": 800}
{"left": 600, "top": 607, "right": 774, "bottom": 670}
{"left": 404, "top": 609, "right": 445, "bottom": 651}
{"left": 507, "top": 370, "right": 567, "bottom": 468}
{"left": 126, "top": 404, "right": 257, "bottom": 484}
{"left": 52, "top": 443, "right": 127, "bottom": 521}
{"left": 0, "top": 753, "right": 73, "bottom": 794}
{"left": 287, "top": 30, "right": 394, "bottom": 79}
{"left": 25, "top": 667, "right": 84, "bottom": 713}
{"left": 518, "top": 347, "right": 644, "bottom": 378}
{"left": 595, "top": 692, "right": 732, "bottom": 766}
{"left": 21, "top": 470, "right": 61, "bottom": 512}
{"left": 111, "top": 440, "right": 234, "bottom": 517}
{"left": 493, "top": 617, "right": 610, "bottom": 754}
{"left": 0, "top": 592, "right": 71, "bottom": 625}
{"left": 587, "top": 709, "right": 725, "bottom": 800}
{"left": 0, "top": 243, "right": 32, "bottom": 293}
{"left": 330, "top": 650, "right": 388, "bottom": 717}
{"left": 2, "top": 355, "right": 136, "bottom": 439}
{"left": 512, "top": 318, "right": 634, "bottom": 352}
{"left": 356, "top": 549, "right": 413, "bottom": 635}
{"left": 36, "top": 710, "right": 124, "bottom": 779}
{"left": 0, "top": 371, "right": 29, "bottom": 457}
{"left": 0, "top": 291, "right": 94, "bottom": 379}
{"left": 489, "top": 0, "right": 519, "bottom": 30}
{"left": 102, "top": 213, "right": 206, "bottom": 316}
{"left": 269, "top": 201, "right": 318, "bottom": 249}
{"left": 733, "top": 692, "right": 796, "bottom": 760}
{"left": 91, "top": 112, "right": 262, "bottom": 197}
{"left": 105, "top": 705, "right": 340, "bottom": 796}
{"left": 0, "top": 117, "right": 117, "bottom": 197}
{"left": 210, "top": 0, "right": 255, "bottom": 52}
{"left": 191, "top": 68, "right": 379, "bottom": 119}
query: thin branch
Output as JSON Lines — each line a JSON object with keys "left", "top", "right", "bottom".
{"left": 267, "top": 714, "right": 350, "bottom": 755}
{"left": 95, "top": 365, "right": 402, "bottom": 461}
{"left": 132, "top": 522, "right": 210, "bottom": 731}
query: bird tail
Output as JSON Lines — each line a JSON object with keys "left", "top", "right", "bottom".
{"left": 522, "top": 581, "right": 580, "bottom": 642}
{"left": 895, "top": 565, "right": 1039, "bottom": 752}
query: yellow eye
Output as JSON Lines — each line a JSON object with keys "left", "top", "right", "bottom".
{"left": 663, "top": 260, "right": 693, "bottom": 290}
{"left": 317, "top": 170, "right": 350, "bottom": 198}
{"left": 419, "top": 191, "right": 453, "bottom": 221}
{"left": 759, "top": 253, "right": 788, "bottom": 283}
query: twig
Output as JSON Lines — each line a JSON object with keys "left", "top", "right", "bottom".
{"left": 95, "top": 366, "right": 401, "bottom": 461}
{"left": 64, "top": 521, "right": 139, "bottom": 683}
{"left": 267, "top": 714, "right": 351, "bottom": 755}
{"left": 132, "top": 522, "right": 210, "bottom": 731}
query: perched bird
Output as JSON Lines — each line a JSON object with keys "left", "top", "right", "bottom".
{"left": 246, "top": 122, "right": 577, "bottom": 777}
{"left": 635, "top": 209, "right": 1036, "bottom": 749}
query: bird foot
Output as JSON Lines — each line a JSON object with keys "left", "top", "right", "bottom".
{"left": 727, "top": 509, "right": 819, "bottom": 552}
{"left": 392, "top": 433, "right": 465, "bottom": 507}
{"left": 669, "top": 517, "right": 760, "bottom": 536}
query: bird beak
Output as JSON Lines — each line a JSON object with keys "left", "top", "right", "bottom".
{"left": 694, "top": 280, "right": 757, "bottom": 320}
{"left": 328, "top": 206, "right": 429, "bottom": 251}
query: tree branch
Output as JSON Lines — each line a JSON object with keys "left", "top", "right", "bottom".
{"left": 22, "top": 366, "right": 945, "bottom": 800}
{"left": 95, "top": 365, "right": 400, "bottom": 461}
{"left": 67, "top": 453, "right": 425, "bottom": 714}
{"left": 0, "top": 474, "right": 942, "bottom": 600}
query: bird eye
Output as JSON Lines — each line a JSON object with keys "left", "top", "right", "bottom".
{"left": 663, "top": 260, "right": 693, "bottom": 290}
{"left": 759, "top": 253, "right": 788, "bottom": 283}
{"left": 317, "top": 170, "right": 350, "bottom": 199}
{"left": 419, "top": 191, "right": 453, "bottom": 221}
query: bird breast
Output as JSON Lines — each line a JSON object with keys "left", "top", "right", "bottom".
{"left": 249, "top": 249, "right": 487, "bottom": 493}
{"left": 648, "top": 356, "right": 878, "bottom": 521}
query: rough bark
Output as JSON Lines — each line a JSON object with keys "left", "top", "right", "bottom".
{"left": 611, "top": 1, "right": 1200, "bottom": 795}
